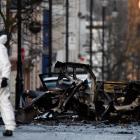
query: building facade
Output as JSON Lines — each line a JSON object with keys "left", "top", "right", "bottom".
{"left": 126, "top": 0, "right": 140, "bottom": 80}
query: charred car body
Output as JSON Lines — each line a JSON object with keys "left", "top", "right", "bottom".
{"left": 16, "top": 61, "right": 140, "bottom": 123}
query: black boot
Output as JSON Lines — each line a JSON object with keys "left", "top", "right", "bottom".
{"left": 3, "top": 130, "right": 13, "bottom": 136}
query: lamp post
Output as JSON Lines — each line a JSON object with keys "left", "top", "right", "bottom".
{"left": 102, "top": 0, "right": 107, "bottom": 81}
{"left": 89, "top": 0, "right": 93, "bottom": 68}
{"left": 48, "top": 0, "right": 52, "bottom": 76}
{"left": 65, "top": 0, "right": 69, "bottom": 62}
{"left": 15, "top": 0, "right": 24, "bottom": 110}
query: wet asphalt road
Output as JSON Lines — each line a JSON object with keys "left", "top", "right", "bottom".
{"left": 0, "top": 123, "right": 139, "bottom": 140}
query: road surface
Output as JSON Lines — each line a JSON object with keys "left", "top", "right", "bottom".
{"left": 0, "top": 122, "right": 139, "bottom": 140}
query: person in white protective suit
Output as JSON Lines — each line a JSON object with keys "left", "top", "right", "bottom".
{"left": 0, "top": 33, "right": 16, "bottom": 136}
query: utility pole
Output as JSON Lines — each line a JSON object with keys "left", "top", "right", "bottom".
{"left": 15, "top": 0, "right": 24, "bottom": 110}
{"left": 89, "top": 0, "right": 93, "bottom": 67}
{"left": 48, "top": 0, "right": 52, "bottom": 76}
{"left": 65, "top": 0, "right": 69, "bottom": 62}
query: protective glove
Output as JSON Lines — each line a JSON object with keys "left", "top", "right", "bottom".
{"left": 1, "top": 77, "right": 8, "bottom": 88}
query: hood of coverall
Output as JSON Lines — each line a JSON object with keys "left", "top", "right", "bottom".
{"left": 0, "top": 35, "right": 7, "bottom": 45}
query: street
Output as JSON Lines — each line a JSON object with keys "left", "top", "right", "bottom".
{"left": 0, "top": 122, "right": 139, "bottom": 140}
{"left": 0, "top": 0, "right": 140, "bottom": 140}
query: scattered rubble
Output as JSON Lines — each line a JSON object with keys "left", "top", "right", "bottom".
{"left": 16, "top": 61, "right": 140, "bottom": 124}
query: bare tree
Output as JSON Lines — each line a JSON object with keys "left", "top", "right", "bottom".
{"left": 91, "top": 0, "right": 128, "bottom": 80}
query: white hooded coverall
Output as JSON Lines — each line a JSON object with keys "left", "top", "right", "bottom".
{"left": 0, "top": 35, "right": 16, "bottom": 131}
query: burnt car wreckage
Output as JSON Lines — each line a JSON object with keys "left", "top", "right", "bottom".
{"left": 16, "top": 61, "right": 140, "bottom": 123}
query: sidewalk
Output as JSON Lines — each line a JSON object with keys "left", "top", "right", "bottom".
{"left": 0, "top": 123, "right": 138, "bottom": 140}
